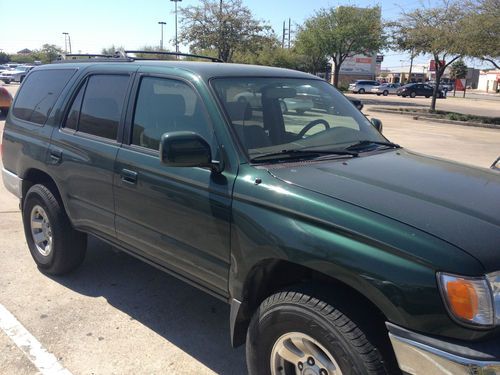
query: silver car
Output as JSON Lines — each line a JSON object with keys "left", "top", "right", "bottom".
{"left": 348, "top": 80, "right": 379, "bottom": 94}
{"left": 0, "top": 65, "right": 34, "bottom": 84}
{"left": 371, "top": 83, "right": 401, "bottom": 96}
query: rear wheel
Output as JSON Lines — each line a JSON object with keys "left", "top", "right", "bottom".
{"left": 22, "top": 184, "right": 87, "bottom": 275}
{"left": 409, "top": 92, "right": 416, "bottom": 98}
{"left": 382, "top": 90, "right": 388, "bottom": 96}
{"left": 358, "top": 88, "right": 365, "bottom": 94}
{"left": 247, "top": 290, "right": 389, "bottom": 375}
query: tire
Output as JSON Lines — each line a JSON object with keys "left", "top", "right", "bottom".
{"left": 409, "top": 92, "right": 416, "bottom": 98}
{"left": 425, "top": 95, "right": 430, "bottom": 98}
{"left": 3, "top": 80, "right": 10, "bottom": 84}
{"left": 376, "top": 93, "right": 381, "bottom": 96}
{"left": 247, "top": 290, "right": 389, "bottom": 375}
{"left": 383, "top": 90, "right": 388, "bottom": 96}
{"left": 22, "top": 184, "right": 87, "bottom": 275}
{"left": 358, "top": 88, "right": 365, "bottom": 94}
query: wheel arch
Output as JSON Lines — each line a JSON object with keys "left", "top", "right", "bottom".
{"left": 22, "top": 168, "right": 64, "bottom": 210}
{"left": 230, "top": 258, "right": 402, "bottom": 349}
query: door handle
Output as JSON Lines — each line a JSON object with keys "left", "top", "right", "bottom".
{"left": 120, "top": 169, "right": 138, "bottom": 184}
{"left": 49, "top": 149, "right": 62, "bottom": 164}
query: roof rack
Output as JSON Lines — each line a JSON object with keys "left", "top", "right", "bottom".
{"left": 123, "top": 50, "right": 223, "bottom": 63}
{"left": 59, "top": 53, "right": 125, "bottom": 60}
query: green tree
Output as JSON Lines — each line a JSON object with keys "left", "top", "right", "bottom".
{"left": 449, "top": 59, "right": 468, "bottom": 79}
{"left": 462, "top": 0, "right": 500, "bottom": 69}
{"left": 179, "top": 0, "right": 272, "bottom": 62}
{"left": 32, "top": 44, "right": 64, "bottom": 63}
{"left": 0, "top": 52, "right": 10, "bottom": 64}
{"left": 392, "top": 1, "right": 468, "bottom": 111}
{"left": 295, "top": 17, "right": 329, "bottom": 75}
{"left": 300, "top": 6, "right": 385, "bottom": 87}
{"left": 101, "top": 45, "right": 125, "bottom": 56}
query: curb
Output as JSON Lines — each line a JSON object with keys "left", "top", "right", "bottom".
{"left": 368, "top": 108, "right": 500, "bottom": 130}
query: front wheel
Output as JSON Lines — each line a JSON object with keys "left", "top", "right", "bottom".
{"left": 246, "top": 290, "right": 389, "bottom": 375}
{"left": 358, "top": 88, "right": 365, "bottom": 94}
{"left": 22, "top": 184, "right": 87, "bottom": 275}
{"left": 382, "top": 90, "right": 389, "bottom": 96}
{"left": 409, "top": 92, "right": 416, "bottom": 98}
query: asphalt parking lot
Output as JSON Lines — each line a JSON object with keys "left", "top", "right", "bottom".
{"left": 1, "top": 83, "right": 499, "bottom": 375}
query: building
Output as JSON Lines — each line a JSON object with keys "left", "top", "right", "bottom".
{"left": 478, "top": 70, "right": 500, "bottom": 93}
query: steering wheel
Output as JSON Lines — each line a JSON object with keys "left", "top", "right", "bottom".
{"left": 297, "top": 119, "right": 330, "bottom": 139}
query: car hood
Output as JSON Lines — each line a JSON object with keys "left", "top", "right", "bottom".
{"left": 267, "top": 149, "right": 500, "bottom": 272}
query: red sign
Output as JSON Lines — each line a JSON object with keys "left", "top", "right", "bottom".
{"left": 455, "top": 79, "right": 466, "bottom": 91}
{"left": 429, "top": 60, "right": 446, "bottom": 71}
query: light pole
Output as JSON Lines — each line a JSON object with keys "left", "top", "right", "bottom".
{"left": 158, "top": 21, "right": 166, "bottom": 50}
{"left": 170, "top": 0, "right": 182, "bottom": 53}
{"left": 62, "top": 32, "right": 68, "bottom": 53}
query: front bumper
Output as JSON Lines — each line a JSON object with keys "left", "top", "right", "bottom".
{"left": 388, "top": 323, "right": 500, "bottom": 374}
{"left": 2, "top": 168, "right": 23, "bottom": 198}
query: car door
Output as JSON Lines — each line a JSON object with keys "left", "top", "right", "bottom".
{"left": 50, "top": 69, "right": 134, "bottom": 239}
{"left": 113, "top": 74, "right": 234, "bottom": 296}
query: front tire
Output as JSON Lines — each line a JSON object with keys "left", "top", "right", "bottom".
{"left": 358, "top": 88, "right": 365, "bottom": 94}
{"left": 382, "top": 90, "right": 388, "bottom": 96}
{"left": 22, "top": 184, "right": 87, "bottom": 275}
{"left": 247, "top": 290, "right": 389, "bottom": 375}
{"left": 410, "top": 92, "right": 416, "bottom": 98}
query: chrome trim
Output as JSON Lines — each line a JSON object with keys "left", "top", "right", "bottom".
{"left": 2, "top": 168, "right": 23, "bottom": 198}
{"left": 389, "top": 333, "right": 500, "bottom": 375}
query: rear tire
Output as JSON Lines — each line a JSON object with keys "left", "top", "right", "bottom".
{"left": 22, "top": 184, "right": 87, "bottom": 275}
{"left": 410, "top": 92, "right": 416, "bottom": 98}
{"left": 246, "top": 290, "right": 389, "bottom": 375}
{"left": 358, "top": 88, "right": 365, "bottom": 94}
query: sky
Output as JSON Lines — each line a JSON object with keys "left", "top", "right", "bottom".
{"left": 0, "top": 0, "right": 484, "bottom": 69}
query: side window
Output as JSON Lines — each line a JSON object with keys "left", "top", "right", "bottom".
{"left": 77, "top": 75, "right": 129, "bottom": 140}
{"left": 64, "top": 82, "right": 86, "bottom": 130}
{"left": 13, "top": 69, "right": 76, "bottom": 125}
{"left": 132, "top": 77, "right": 212, "bottom": 150}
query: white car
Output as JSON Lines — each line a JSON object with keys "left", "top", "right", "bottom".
{"left": 234, "top": 91, "right": 314, "bottom": 115}
{"left": 348, "top": 80, "right": 379, "bottom": 94}
{"left": 371, "top": 83, "right": 401, "bottom": 96}
{"left": 0, "top": 65, "right": 34, "bottom": 84}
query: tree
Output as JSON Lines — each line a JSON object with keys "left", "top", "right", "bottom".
{"left": 101, "top": 45, "right": 125, "bottom": 56}
{"left": 449, "top": 59, "right": 468, "bottom": 79}
{"left": 300, "top": 6, "right": 385, "bottom": 87}
{"left": 0, "top": 52, "right": 10, "bottom": 64}
{"left": 295, "top": 18, "right": 329, "bottom": 75}
{"left": 32, "top": 44, "right": 64, "bottom": 63}
{"left": 462, "top": 0, "right": 500, "bottom": 69}
{"left": 392, "top": 1, "right": 468, "bottom": 111}
{"left": 179, "top": 0, "right": 272, "bottom": 62}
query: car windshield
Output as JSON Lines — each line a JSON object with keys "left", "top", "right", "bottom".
{"left": 211, "top": 78, "right": 387, "bottom": 161}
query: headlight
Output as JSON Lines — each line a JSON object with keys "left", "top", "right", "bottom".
{"left": 487, "top": 271, "right": 500, "bottom": 323}
{"left": 438, "top": 272, "right": 494, "bottom": 327}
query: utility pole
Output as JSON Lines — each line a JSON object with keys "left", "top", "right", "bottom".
{"left": 68, "top": 33, "right": 72, "bottom": 53}
{"left": 218, "top": 0, "right": 223, "bottom": 61}
{"left": 62, "top": 32, "right": 68, "bottom": 53}
{"left": 288, "top": 18, "right": 291, "bottom": 49}
{"left": 158, "top": 21, "right": 166, "bottom": 50}
{"left": 408, "top": 48, "right": 415, "bottom": 83}
{"left": 170, "top": 0, "right": 182, "bottom": 53}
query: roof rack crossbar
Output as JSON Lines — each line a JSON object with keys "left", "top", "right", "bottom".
{"left": 123, "top": 50, "right": 223, "bottom": 63}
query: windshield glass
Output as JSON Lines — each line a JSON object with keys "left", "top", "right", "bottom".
{"left": 211, "top": 78, "right": 387, "bottom": 160}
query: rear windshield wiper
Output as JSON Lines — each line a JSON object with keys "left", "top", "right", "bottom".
{"left": 250, "top": 149, "right": 358, "bottom": 163}
{"left": 345, "top": 140, "right": 400, "bottom": 151}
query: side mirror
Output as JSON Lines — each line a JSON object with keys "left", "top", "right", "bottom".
{"left": 371, "top": 118, "right": 383, "bottom": 133}
{"left": 491, "top": 156, "right": 500, "bottom": 171}
{"left": 159, "top": 131, "right": 223, "bottom": 173}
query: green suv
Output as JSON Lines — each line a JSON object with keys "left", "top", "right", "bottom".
{"left": 2, "top": 53, "right": 500, "bottom": 375}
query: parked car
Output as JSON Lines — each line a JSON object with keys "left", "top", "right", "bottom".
{"left": 2, "top": 55, "right": 500, "bottom": 375}
{"left": 0, "top": 65, "right": 34, "bottom": 84}
{"left": 234, "top": 90, "right": 314, "bottom": 114}
{"left": 371, "top": 83, "right": 401, "bottom": 96}
{"left": 0, "top": 86, "right": 13, "bottom": 115}
{"left": 396, "top": 83, "right": 445, "bottom": 98}
{"left": 348, "top": 80, "right": 379, "bottom": 94}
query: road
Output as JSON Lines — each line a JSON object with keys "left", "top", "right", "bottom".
{"left": 347, "top": 92, "right": 500, "bottom": 117}
{"left": 1, "top": 83, "right": 499, "bottom": 375}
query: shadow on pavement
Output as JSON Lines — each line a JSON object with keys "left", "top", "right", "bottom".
{"left": 51, "top": 236, "right": 246, "bottom": 375}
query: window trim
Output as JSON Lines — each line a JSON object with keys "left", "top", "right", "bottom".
{"left": 123, "top": 73, "right": 217, "bottom": 155}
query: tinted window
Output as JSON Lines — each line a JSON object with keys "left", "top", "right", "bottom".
{"left": 13, "top": 69, "right": 76, "bottom": 125}
{"left": 64, "top": 82, "right": 86, "bottom": 130}
{"left": 78, "top": 75, "right": 129, "bottom": 140}
{"left": 132, "top": 77, "right": 212, "bottom": 150}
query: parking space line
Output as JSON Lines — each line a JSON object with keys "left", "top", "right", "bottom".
{"left": 0, "top": 303, "right": 73, "bottom": 375}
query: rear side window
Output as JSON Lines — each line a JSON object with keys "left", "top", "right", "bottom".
{"left": 63, "top": 75, "right": 129, "bottom": 140}
{"left": 13, "top": 69, "right": 76, "bottom": 125}
{"left": 78, "top": 75, "right": 129, "bottom": 139}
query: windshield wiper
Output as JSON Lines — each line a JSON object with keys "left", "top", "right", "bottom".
{"left": 345, "top": 140, "right": 400, "bottom": 151}
{"left": 250, "top": 149, "right": 358, "bottom": 163}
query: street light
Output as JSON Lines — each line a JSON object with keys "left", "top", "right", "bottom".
{"left": 158, "top": 21, "right": 166, "bottom": 50}
{"left": 170, "top": 0, "right": 182, "bottom": 53}
{"left": 62, "top": 32, "right": 68, "bottom": 53}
